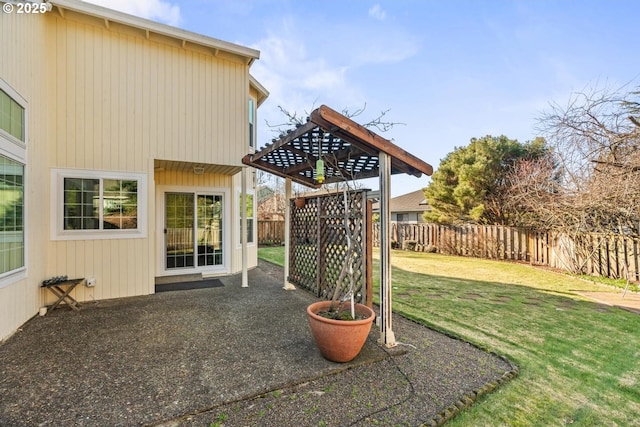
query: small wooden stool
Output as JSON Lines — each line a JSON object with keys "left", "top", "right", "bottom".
{"left": 41, "top": 278, "right": 85, "bottom": 313}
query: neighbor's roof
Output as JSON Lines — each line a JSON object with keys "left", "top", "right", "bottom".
{"left": 242, "top": 105, "right": 433, "bottom": 188}
{"left": 391, "top": 189, "right": 430, "bottom": 212}
{"left": 50, "top": 0, "right": 260, "bottom": 65}
{"left": 372, "top": 189, "right": 430, "bottom": 213}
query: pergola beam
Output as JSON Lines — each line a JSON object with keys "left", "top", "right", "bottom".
{"left": 242, "top": 106, "right": 432, "bottom": 185}
{"left": 313, "top": 117, "right": 425, "bottom": 178}
{"left": 249, "top": 120, "right": 318, "bottom": 162}
{"left": 313, "top": 106, "right": 433, "bottom": 177}
{"left": 243, "top": 158, "right": 320, "bottom": 188}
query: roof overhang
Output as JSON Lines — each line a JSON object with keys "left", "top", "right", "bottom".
{"left": 154, "top": 159, "right": 242, "bottom": 176}
{"left": 242, "top": 105, "right": 433, "bottom": 188}
{"left": 250, "top": 75, "right": 270, "bottom": 106}
{"left": 49, "top": 0, "right": 260, "bottom": 65}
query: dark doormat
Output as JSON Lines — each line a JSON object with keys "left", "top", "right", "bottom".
{"left": 155, "top": 278, "right": 224, "bottom": 293}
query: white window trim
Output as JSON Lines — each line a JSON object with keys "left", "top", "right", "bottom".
{"left": 236, "top": 188, "right": 256, "bottom": 248}
{"left": 0, "top": 79, "right": 27, "bottom": 289}
{"left": 0, "top": 78, "right": 27, "bottom": 163}
{"left": 248, "top": 97, "right": 257, "bottom": 153}
{"left": 51, "top": 168, "right": 148, "bottom": 240}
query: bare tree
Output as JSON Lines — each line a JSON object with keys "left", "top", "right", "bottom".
{"left": 539, "top": 84, "right": 640, "bottom": 235}
{"left": 504, "top": 84, "right": 640, "bottom": 273}
{"left": 266, "top": 103, "right": 403, "bottom": 138}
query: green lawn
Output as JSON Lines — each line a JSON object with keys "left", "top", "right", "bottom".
{"left": 257, "top": 245, "right": 286, "bottom": 266}
{"left": 258, "top": 246, "right": 640, "bottom": 426}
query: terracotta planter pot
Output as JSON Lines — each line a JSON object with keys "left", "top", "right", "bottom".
{"left": 307, "top": 300, "right": 375, "bottom": 363}
{"left": 294, "top": 198, "right": 305, "bottom": 208}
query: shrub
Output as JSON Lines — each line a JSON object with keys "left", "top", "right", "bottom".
{"left": 403, "top": 240, "right": 418, "bottom": 251}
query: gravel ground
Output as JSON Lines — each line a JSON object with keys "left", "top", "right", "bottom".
{"left": 0, "top": 261, "right": 517, "bottom": 427}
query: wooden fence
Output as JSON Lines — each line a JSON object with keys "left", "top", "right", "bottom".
{"left": 372, "top": 223, "right": 640, "bottom": 282}
{"left": 260, "top": 219, "right": 640, "bottom": 282}
{"left": 257, "top": 220, "right": 285, "bottom": 246}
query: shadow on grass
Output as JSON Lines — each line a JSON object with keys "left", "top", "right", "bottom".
{"left": 378, "top": 264, "right": 640, "bottom": 425}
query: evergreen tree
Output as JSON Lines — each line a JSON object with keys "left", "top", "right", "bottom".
{"left": 423, "top": 135, "right": 548, "bottom": 225}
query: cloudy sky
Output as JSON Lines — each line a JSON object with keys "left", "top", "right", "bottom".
{"left": 84, "top": 0, "right": 640, "bottom": 195}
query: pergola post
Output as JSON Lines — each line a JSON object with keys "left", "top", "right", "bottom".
{"left": 379, "top": 151, "right": 396, "bottom": 347}
{"left": 283, "top": 178, "right": 295, "bottom": 290}
{"left": 241, "top": 167, "right": 248, "bottom": 288}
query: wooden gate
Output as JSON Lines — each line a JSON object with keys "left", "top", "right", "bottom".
{"left": 288, "top": 190, "right": 372, "bottom": 305}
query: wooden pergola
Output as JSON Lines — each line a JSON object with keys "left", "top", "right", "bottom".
{"left": 242, "top": 105, "right": 433, "bottom": 347}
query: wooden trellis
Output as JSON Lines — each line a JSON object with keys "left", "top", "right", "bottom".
{"left": 288, "top": 190, "right": 372, "bottom": 306}
{"left": 243, "top": 105, "right": 433, "bottom": 347}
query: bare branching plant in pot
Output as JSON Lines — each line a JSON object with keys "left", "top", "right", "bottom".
{"left": 305, "top": 182, "right": 376, "bottom": 363}
{"left": 270, "top": 104, "right": 401, "bottom": 362}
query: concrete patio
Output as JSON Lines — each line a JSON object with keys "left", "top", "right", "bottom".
{"left": 0, "top": 261, "right": 517, "bottom": 426}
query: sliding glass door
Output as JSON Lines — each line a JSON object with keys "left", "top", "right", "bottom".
{"left": 165, "top": 192, "right": 223, "bottom": 270}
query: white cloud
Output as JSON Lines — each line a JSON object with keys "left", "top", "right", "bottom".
{"left": 82, "top": 0, "right": 182, "bottom": 27}
{"left": 252, "top": 30, "right": 358, "bottom": 104}
{"left": 249, "top": 15, "right": 420, "bottom": 145}
{"left": 250, "top": 29, "right": 365, "bottom": 142}
{"left": 368, "top": 4, "right": 386, "bottom": 21}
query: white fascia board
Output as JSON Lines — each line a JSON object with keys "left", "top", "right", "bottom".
{"left": 250, "top": 75, "right": 270, "bottom": 106}
{"left": 49, "top": 0, "right": 260, "bottom": 62}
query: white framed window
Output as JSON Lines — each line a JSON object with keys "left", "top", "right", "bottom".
{"left": 51, "top": 169, "right": 147, "bottom": 240}
{"left": 238, "top": 190, "right": 255, "bottom": 245}
{"left": 0, "top": 87, "right": 25, "bottom": 144}
{"left": 0, "top": 79, "right": 27, "bottom": 289}
{"left": 248, "top": 98, "right": 255, "bottom": 149}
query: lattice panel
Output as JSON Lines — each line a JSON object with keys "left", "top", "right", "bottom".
{"left": 288, "top": 197, "right": 319, "bottom": 294}
{"left": 288, "top": 190, "right": 368, "bottom": 304}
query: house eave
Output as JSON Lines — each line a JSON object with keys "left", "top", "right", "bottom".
{"left": 250, "top": 75, "right": 270, "bottom": 106}
{"left": 49, "top": 0, "right": 260, "bottom": 64}
{"left": 154, "top": 159, "right": 243, "bottom": 176}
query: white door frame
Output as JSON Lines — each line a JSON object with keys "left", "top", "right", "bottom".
{"left": 156, "top": 185, "right": 230, "bottom": 277}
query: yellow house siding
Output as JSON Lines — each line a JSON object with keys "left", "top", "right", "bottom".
{"left": 147, "top": 44, "right": 249, "bottom": 165}
{"left": 154, "top": 170, "right": 232, "bottom": 188}
{"left": 44, "top": 11, "right": 252, "bottom": 294}
{"left": 46, "top": 239, "right": 152, "bottom": 304}
{"left": 1, "top": 5, "right": 262, "bottom": 340}
{"left": 0, "top": 11, "right": 51, "bottom": 341}
{"left": 43, "top": 15, "right": 156, "bottom": 309}
{"left": 51, "top": 18, "right": 151, "bottom": 171}
{"left": 48, "top": 14, "right": 250, "bottom": 171}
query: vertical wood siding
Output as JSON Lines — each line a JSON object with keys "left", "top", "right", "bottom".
{"left": 1, "top": 9, "right": 254, "bottom": 340}
{"left": 0, "top": 12, "right": 50, "bottom": 340}
{"left": 44, "top": 13, "right": 251, "bottom": 304}
{"left": 50, "top": 16, "right": 249, "bottom": 170}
